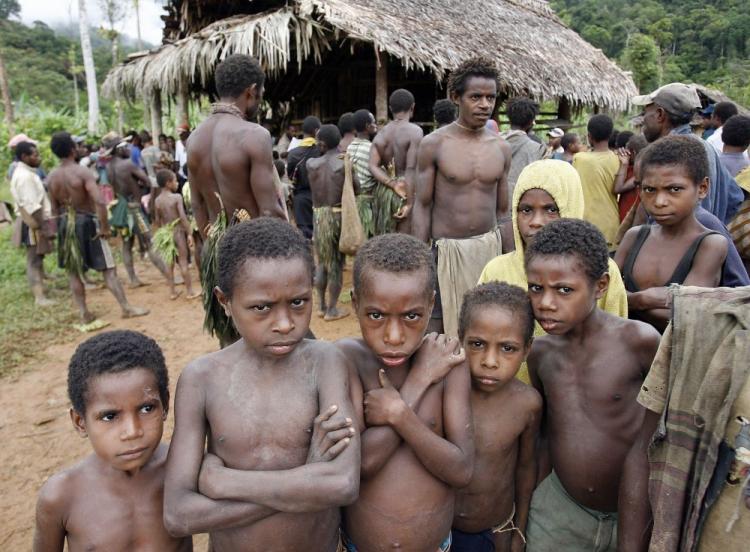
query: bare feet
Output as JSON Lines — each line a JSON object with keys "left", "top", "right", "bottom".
{"left": 170, "top": 290, "right": 182, "bottom": 300}
{"left": 324, "top": 308, "right": 350, "bottom": 322}
{"left": 174, "top": 274, "right": 185, "bottom": 285}
{"left": 35, "top": 297, "right": 57, "bottom": 307}
{"left": 186, "top": 291, "right": 201, "bottom": 300}
{"left": 81, "top": 311, "right": 97, "bottom": 324}
{"left": 84, "top": 282, "right": 103, "bottom": 291}
{"left": 122, "top": 306, "right": 150, "bottom": 318}
{"left": 128, "top": 279, "right": 150, "bottom": 289}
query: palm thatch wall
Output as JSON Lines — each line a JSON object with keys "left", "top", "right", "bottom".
{"left": 104, "top": 0, "right": 637, "bottom": 112}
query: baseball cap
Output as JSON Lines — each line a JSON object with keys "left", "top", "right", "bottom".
{"left": 631, "top": 83, "right": 701, "bottom": 115}
{"left": 8, "top": 133, "right": 37, "bottom": 148}
{"left": 701, "top": 104, "right": 715, "bottom": 117}
{"left": 547, "top": 127, "right": 564, "bottom": 138}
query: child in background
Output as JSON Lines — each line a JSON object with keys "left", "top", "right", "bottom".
{"left": 615, "top": 134, "right": 648, "bottom": 222}
{"left": 615, "top": 136, "right": 728, "bottom": 332}
{"left": 552, "top": 133, "right": 584, "bottom": 164}
{"left": 478, "top": 159, "right": 627, "bottom": 383}
{"left": 525, "top": 219, "right": 660, "bottom": 552}
{"left": 153, "top": 169, "right": 199, "bottom": 300}
{"left": 339, "top": 233, "right": 474, "bottom": 551}
{"left": 33, "top": 330, "right": 192, "bottom": 552}
{"left": 452, "top": 282, "right": 541, "bottom": 552}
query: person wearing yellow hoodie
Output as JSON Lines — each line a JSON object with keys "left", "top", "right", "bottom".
{"left": 478, "top": 159, "right": 628, "bottom": 383}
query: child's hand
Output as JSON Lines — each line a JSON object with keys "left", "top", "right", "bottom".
{"left": 188, "top": 235, "right": 194, "bottom": 248}
{"left": 617, "top": 147, "right": 631, "bottom": 166}
{"left": 306, "top": 405, "right": 355, "bottom": 464}
{"left": 411, "top": 333, "right": 465, "bottom": 386}
{"left": 198, "top": 453, "right": 225, "bottom": 499}
{"left": 364, "top": 369, "right": 407, "bottom": 426}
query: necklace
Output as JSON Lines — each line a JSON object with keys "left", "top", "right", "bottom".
{"left": 211, "top": 102, "right": 246, "bottom": 120}
{"left": 453, "top": 120, "right": 485, "bottom": 133}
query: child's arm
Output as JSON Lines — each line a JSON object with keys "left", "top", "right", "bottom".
{"left": 355, "top": 335, "right": 466, "bottom": 479}
{"left": 527, "top": 346, "right": 551, "bottom": 484}
{"left": 512, "top": 391, "right": 542, "bottom": 551}
{"left": 32, "top": 474, "right": 68, "bottom": 552}
{"left": 163, "top": 363, "right": 278, "bottom": 537}
{"left": 411, "top": 135, "right": 438, "bottom": 242}
{"left": 371, "top": 361, "right": 475, "bottom": 487}
{"left": 196, "top": 349, "right": 360, "bottom": 512}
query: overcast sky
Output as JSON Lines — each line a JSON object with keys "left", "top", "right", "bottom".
{"left": 18, "top": 0, "right": 165, "bottom": 46}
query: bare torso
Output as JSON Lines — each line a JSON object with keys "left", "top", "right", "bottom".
{"left": 196, "top": 341, "right": 341, "bottom": 551}
{"left": 50, "top": 444, "right": 191, "bottom": 552}
{"left": 307, "top": 153, "right": 345, "bottom": 208}
{"left": 341, "top": 339, "right": 454, "bottom": 551}
{"left": 47, "top": 162, "right": 98, "bottom": 214}
{"left": 454, "top": 380, "right": 536, "bottom": 532}
{"left": 108, "top": 157, "right": 147, "bottom": 202}
{"left": 529, "top": 314, "right": 655, "bottom": 512}
{"left": 373, "top": 120, "right": 423, "bottom": 177}
{"left": 155, "top": 192, "right": 183, "bottom": 226}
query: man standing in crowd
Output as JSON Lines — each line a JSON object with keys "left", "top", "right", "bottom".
{"left": 286, "top": 115, "right": 321, "bottom": 240}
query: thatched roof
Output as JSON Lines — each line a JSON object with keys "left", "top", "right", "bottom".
{"left": 692, "top": 84, "right": 749, "bottom": 115}
{"left": 104, "top": 0, "right": 637, "bottom": 110}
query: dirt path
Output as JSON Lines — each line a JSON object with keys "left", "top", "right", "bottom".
{"left": 0, "top": 261, "right": 361, "bottom": 549}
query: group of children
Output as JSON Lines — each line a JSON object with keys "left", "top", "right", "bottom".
{"left": 32, "top": 130, "right": 742, "bottom": 552}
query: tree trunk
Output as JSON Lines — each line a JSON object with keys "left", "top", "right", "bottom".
{"left": 111, "top": 36, "right": 124, "bottom": 134}
{"left": 375, "top": 49, "right": 388, "bottom": 124}
{"left": 78, "top": 0, "right": 99, "bottom": 134}
{"left": 0, "top": 49, "right": 14, "bottom": 135}
{"left": 73, "top": 72, "right": 79, "bottom": 118}
{"left": 133, "top": 0, "right": 143, "bottom": 50}
{"left": 176, "top": 80, "right": 189, "bottom": 128}
{"left": 151, "top": 90, "right": 162, "bottom": 137}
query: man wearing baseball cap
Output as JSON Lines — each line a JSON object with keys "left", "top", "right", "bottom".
{"left": 632, "top": 82, "right": 744, "bottom": 224}
{"left": 546, "top": 127, "right": 564, "bottom": 156}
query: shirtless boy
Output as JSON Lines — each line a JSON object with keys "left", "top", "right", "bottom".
{"left": 154, "top": 169, "right": 199, "bottom": 300}
{"left": 615, "top": 136, "right": 728, "bottom": 332}
{"left": 369, "top": 88, "right": 424, "bottom": 234}
{"left": 187, "top": 54, "right": 287, "bottom": 346}
{"left": 524, "top": 219, "right": 661, "bottom": 552}
{"left": 338, "top": 233, "right": 474, "bottom": 551}
{"left": 453, "top": 282, "right": 541, "bottom": 552}
{"left": 108, "top": 141, "right": 171, "bottom": 288}
{"left": 47, "top": 132, "right": 148, "bottom": 322}
{"left": 33, "top": 330, "right": 190, "bottom": 551}
{"left": 164, "top": 218, "right": 360, "bottom": 551}
{"left": 306, "top": 124, "right": 349, "bottom": 321}
{"left": 412, "top": 56, "right": 511, "bottom": 336}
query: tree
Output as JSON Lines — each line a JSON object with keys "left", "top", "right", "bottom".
{"left": 623, "top": 33, "right": 661, "bottom": 92}
{"left": 98, "top": 0, "right": 127, "bottom": 134}
{"left": 0, "top": 0, "right": 19, "bottom": 133}
{"left": 133, "top": 0, "right": 142, "bottom": 50}
{"left": 67, "top": 45, "right": 84, "bottom": 118}
{"left": 78, "top": 0, "right": 99, "bottom": 134}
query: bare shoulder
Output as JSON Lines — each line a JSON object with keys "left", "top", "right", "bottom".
{"left": 178, "top": 347, "right": 234, "bottom": 387}
{"left": 335, "top": 337, "right": 377, "bottom": 379}
{"left": 420, "top": 126, "right": 448, "bottom": 148}
{"left": 600, "top": 312, "right": 661, "bottom": 368}
{"left": 511, "top": 379, "right": 543, "bottom": 413}
{"left": 298, "top": 339, "right": 349, "bottom": 376}
{"left": 408, "top": 122, "right": 424, "bottom": 138}
{"left": 701, "top": 232, "right": 729, "bottom": 255}
{"left": 36, "top": 454, "right": 94, "bottom": 513}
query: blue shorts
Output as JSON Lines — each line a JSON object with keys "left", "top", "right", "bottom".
{"left": 451, "top": 527, "right": 495, "bottom": 551}
{"left": 341, "top": 531, "right": 452, "bottom": 551}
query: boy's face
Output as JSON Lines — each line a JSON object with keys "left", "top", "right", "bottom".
{"left": 167, "top": 178, "right": 178, "bottom": 192}
{"left": 639, "top": 164, "right": 707, "bottom": 226}
{"left": 71, "top": 368, "right": 166, "bottom": 473}
{"left": 517, "top": 188, "right": 560, "bottom": 246}
{"left": 452, "top": 76, "right": 497, "bottom": 129}
{"left": 353, "top": 268, "right": 434, "bottom": 369}
{"left": 526, "top": 254, "right": 608, "bottom": 335}
{"left": 217, "top": 257, "right": 312, "bottom": 357}
{"left": 463, "top": 306, "right": 530, "bottom": 393}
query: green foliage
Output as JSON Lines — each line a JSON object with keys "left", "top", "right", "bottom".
{"left": 551, "top": 0, "right": 750, "bottom": 101}
{"left": 0, "top": 0, "right": 19, "bottom": 20}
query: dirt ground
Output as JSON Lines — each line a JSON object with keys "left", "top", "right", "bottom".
{"left": 0, "top": 260, "right": 361, "bottom": 550}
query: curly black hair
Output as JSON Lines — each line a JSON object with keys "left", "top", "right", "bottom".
{"left": 68, "top": 330, "right": 169, "bottom": 415}
{"left": 506, "top": 97, "right": 539, "bottom": 128}
{"left": 217, "top": 217, "right": 313, "bottom": 297}
{"left": 713, "top": 101, "right": 738, "bottom": 125}
{"left": 639, "top": 135, "right": 708, "bottom": 185}
{"left": 433, "top": 99, "right": 457, "bottom": 126}
{"left": 338, "top": 112, "right": 355, "bottom": 135}
{"left": 587, "top": 114, "right": 614, "bottom": 143}
{"left": 389, "top": 89, "right": 415, "bottom": 114}
{"left": 447, "top": 56, "right": 499, "bottom": 97}
{"left": 156, "top": 169, "right": 176, "bottom": 188}
{"left": 302, "top": 115, "right": 321, "bottom": 136}
{"left": 50, "top": 131, "right": 77, "bottom": 159}
{"left": 524, "top": 218, "right": 609, "bottom": 282}
{"left": 615, "top": 130, "right": 634, "bottom": 149}
{"left": 560, "top": 133, "right": 579, "bottom": 151}
{"left": 353, "top": 233, "right": 435, "bottom": 298}
{"left": 317, "top": 124, "right": 341, "bottom": 150}
{"left": 215, "top": 54, "right": 265, "bottom": 99}
{"left": 721, "top": 115, "right": 750, "bottom": 149}
{"left": 458, "top": 282, "right": 534, "bottom": 343}
{"left": 14, "top": 141, "right": 37, "bottom": 161}
{"left": 353, "top": 109, "right": 374, "bottom": 133}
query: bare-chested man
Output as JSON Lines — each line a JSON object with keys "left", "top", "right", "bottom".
{"left": 186, "top": 53, "right": 287, "bottom": 346}
{"left": 307, "top": 124, "right": 349, "bottom": 321}
{"left": 108, "top": 141, "right": 171, "bottom": 288}
{"left": 369, "top": 88, "right": 424, "bottom": 235}
{"left": 47, "top": 132, "right": 147, "bottom": 322}
{"left": 412, "top": 57, "right": 511, "bottom": 336}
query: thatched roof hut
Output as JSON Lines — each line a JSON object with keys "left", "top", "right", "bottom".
{"left": 104, "top": 0, "right": 637, "bottom": 127}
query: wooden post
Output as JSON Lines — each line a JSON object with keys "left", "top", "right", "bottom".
{"left": 375, "top": 49, "right": 388, "bottom": 123}
{"left": 151, "top": 90, "right": 163, "bottom": 137}
{"left": 176, "top": 79, "right": 190, "bottom": 128}
{"left": 143, "top": 97, "right": 152, "bottom": 133}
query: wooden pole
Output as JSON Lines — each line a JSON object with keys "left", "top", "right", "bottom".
{"left": 375, "top": 49, "right": 388, "bottom": 123}
{"left": 151, "top": 90, "right": 163, "bottom": 137}
{"left": 176, "top": 80, "right": 190, "bottom": 129}
{"left": 143, "top": 97, "right": 152, "bottom": 133}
